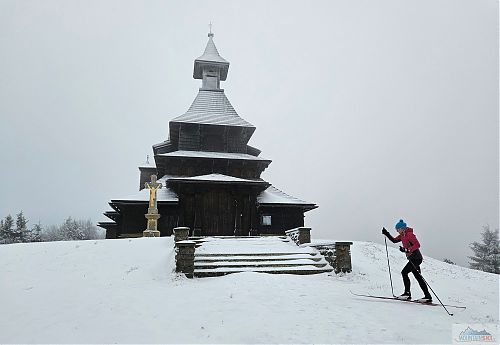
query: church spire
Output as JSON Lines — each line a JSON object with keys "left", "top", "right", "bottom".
{"left": 193, "top": 29, "right": 230, "bottom": 90}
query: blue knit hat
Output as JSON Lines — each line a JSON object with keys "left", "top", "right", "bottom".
{"left": 395, "top": 219, "right": 407, "bottom": 230}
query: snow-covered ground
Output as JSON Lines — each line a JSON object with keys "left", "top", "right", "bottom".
{"left": 0, "top": 237, "right": 497, "bottom": 343}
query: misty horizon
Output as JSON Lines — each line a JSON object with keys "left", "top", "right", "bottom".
{"left": 0, "top": 0, "right": 498, "bottom": 267}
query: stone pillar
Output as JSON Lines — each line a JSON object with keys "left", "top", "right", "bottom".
{"left": 297, "top": 227, "right": 311, "bottom": 244}
{"left": 285, "top": 227, "right": 311, "bottom": 245}
{"left": 143, "top": 213, "right": 161, "bottom": 237}
{"left": 175, "top": 240, "right": 196, "bottom": 278}
{"left": 173, "top": 227, "right": 190, "bottom": 242}
{"left": 334, "top": 242, "right": 353, "bottom": 273}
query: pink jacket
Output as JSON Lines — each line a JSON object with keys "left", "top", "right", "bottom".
{"left": 394, "top": 228, "right": 421, "bottom": 257}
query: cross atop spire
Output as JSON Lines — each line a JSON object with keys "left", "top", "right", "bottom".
{"left": 208, "top": 22, "right": 213, "bottom": 37}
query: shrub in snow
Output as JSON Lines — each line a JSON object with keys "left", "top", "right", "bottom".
{"left": 42, "top": 217, "right": 103, "bottom": 242}
{"left": 1, "top": 212, "right": 43, "bottom": 243}
{"left": 469, "top": 225, "right": 500, "bottom": 274}
{"left": 14, "top": 211, "right": 28, "bottom": 243}
{"left": 0, "top": 212, "right": 104, "bottom": 244}
{"left": 0, "top": 215, "right": 15, "bottom": 244}
{"left": 28, "top": 223, "right": 43, "bottom": 242}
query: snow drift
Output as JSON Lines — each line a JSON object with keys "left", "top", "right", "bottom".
{"left": 0, "top": 237, "right": 497, "bottom": 343}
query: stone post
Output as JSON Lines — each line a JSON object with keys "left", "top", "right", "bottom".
{"left": 173, "top": 227, "right": 190, "bottom": 242}
{"left": 175, "top": 240, "right": 196, "bottom": 278}
{"left": 297, "top": 227, "right": 311, "bottom": 244}
{"left": 285, "top": 227, "right": 311, "bottom": 245}
{"left": 143, "top": 213, "right": 161, "bottom": 237}
{"left": 334, "top": 242, "right": 353, "bottom": 273}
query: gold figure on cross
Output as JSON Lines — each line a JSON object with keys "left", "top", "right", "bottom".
{"left": 143, "top": 174, "right": 162, "bottom": 237}
{"left": 145, "top": 174, "right": 162, "bottom": 211}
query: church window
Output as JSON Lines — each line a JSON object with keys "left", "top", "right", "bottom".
{"left": 261, "top": 215, "right": 272, "bottom": 226}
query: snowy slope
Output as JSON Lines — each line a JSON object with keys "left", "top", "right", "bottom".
{"left": 0, "top": 238, "right": 497, "bottom": 344}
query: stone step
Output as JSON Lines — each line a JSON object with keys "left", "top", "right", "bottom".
{"left": 195, "top": 236, "right": 289, "bottom": 239}
{"left": 195, "top": 252, "right": 318, "bottom": 257}
{"left": 194, "top": 259, "right": 329, "bottom": 269}
{"left": 194, "top": 254, "right": 323, "bottom": 262}
{"left": 186, "top": 235, "right": 335, "bottom": 278}
{"left": 194, "top": 266, "right": 333, "bottom": 278}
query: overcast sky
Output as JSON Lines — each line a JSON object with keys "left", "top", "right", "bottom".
{"left": 0, "top": 0, "right": 498, "bottom": 266}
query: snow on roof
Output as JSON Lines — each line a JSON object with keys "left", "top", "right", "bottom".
{"left": 112, "top": 176, "right": 178, "bottom": 203}
{"left": 159, "top": 150, "right": 270, "bottom": 162}
{"left": 167, "top": 173, "right": 266, "bottom": 185}
{"left": 138, "top": 155, "right": 156, "bottom": 169}
{"left": 111, "top": 173, "right": 272, "bottom": 202}
{"left": 193, "top": 35, "right": 230, "bottom": 81}
{"left": 171, "top": 90, "right": 254, "bottom": 127}
{"left": 195, "top": 36, "right": 228, "bottom": 64}
{"left": 97, "top": 210, "right": 118, "bottom": 227}
{"left": 97, "top": 222, "right": 116, "bottom": 228}
{"left": 257, "top": 185, "right": 315, "bottom": 206}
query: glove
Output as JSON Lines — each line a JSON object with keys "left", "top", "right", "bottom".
{"left": 382, "top": 227, "right": 389, "bottom": 236}
{"left": 399, "top": 246, "right": 409, "bottom": 253}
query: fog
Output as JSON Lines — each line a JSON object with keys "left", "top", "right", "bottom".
{"left": 0, "top": 0, "right": 498, "bottom": 266}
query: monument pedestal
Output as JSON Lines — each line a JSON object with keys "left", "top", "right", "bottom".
{"left": 143, "top": 205, "right": 161, "bottom": 237}
{"left": 143, "top": 229, "right": 160, "bottom": 237}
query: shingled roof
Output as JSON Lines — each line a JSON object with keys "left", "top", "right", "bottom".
{"left": 167, "top": 173, "right": 268, "bottom": 186}
{"left": 196, "top": 35, "right": 228, "bottom": 64}
{"left": 158, "top": 150, "right": 269, "bottom": 162}
{"left": 170, "top": 90, "right": 254, "bottom": 127}
{"left": 257, "top": 185, "right": 317, "bottom": 210}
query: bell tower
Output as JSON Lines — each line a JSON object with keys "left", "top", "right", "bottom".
{"left": 193, "top": 31, "right": 230, "bottom": 90}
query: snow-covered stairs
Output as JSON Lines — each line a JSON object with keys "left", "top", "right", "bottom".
{"left": 193, "top": 236, "right": 333, "bottom": 277}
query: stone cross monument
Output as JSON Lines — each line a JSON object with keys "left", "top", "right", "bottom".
{"left": 143, "top": 174, "right": 162, "bottom": 237}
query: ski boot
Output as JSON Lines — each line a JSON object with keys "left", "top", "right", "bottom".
{"left": 396, "top": 292, "right": 412, "bottom": 300}
{"left": 414, "top": 295, "right": 433, "bottom": 303}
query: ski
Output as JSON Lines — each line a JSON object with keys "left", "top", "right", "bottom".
{"left": 350, "top": 291, "right": 466, "bottom": 309}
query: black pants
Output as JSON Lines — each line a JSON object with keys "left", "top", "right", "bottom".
{"left": 402, "top": 253, "right": 431, "bottom": 297}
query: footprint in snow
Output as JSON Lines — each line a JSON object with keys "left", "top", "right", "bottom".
{"left": 126, "top": 266, "right": 139, "bottom": 274}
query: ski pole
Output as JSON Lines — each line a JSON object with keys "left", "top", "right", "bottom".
{"left": 384, "top": 237, "right": 395, "bottom": 297}
{"left": 407, "top": 259, "right": 454, "bottom": 316}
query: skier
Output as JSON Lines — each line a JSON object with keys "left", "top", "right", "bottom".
{"left": 382, "top": 219, "right": 433, "bottom": 303}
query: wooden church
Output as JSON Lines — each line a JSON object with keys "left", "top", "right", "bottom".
{"left": 99, "top": 32, "right": 317, "bottom": 238}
